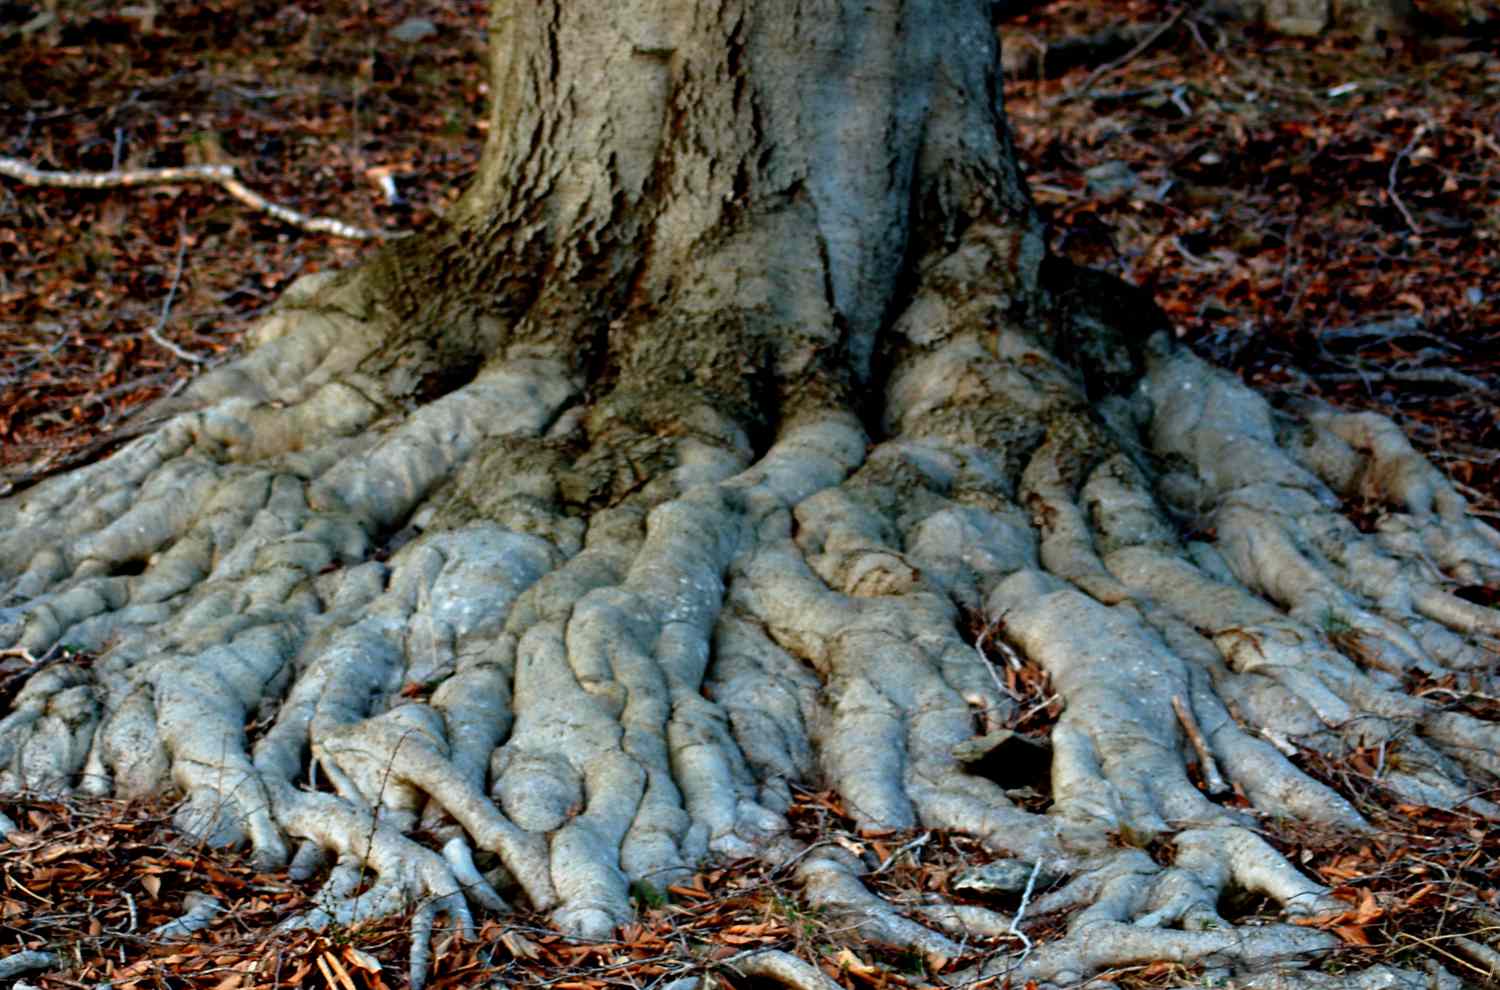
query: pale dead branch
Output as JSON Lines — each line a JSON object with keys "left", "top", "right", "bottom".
{"left": 0, "top": 156, "right": 401, "bottom": 241}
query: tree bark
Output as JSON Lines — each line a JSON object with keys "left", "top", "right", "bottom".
{"left": 2, "top": 3, "right": 1498, "bottom": 989}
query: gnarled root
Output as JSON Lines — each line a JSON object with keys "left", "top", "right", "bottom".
{"left": 1, "top": 233, "right": 1495, "bottom": 989}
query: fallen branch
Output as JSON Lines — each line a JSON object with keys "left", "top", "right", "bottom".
{"left": 0, "top": 156, "right": 400, "bottom": 241}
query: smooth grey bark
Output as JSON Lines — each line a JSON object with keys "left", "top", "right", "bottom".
{"left": 2, "top": 3, "right": 1498, "bottom": 989}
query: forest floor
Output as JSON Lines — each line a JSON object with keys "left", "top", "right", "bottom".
{"left": 1, "top": 2, "right": 1497, "bottom": 988}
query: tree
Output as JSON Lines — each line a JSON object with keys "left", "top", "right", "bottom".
{"left": 3, "top": 2, "right": 1498, "bottom": 988}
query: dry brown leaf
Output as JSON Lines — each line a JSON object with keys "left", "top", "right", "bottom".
{"left": 35, "top": 841, "right": 100, "bottom": 863}
{"left": 344, "top": 947, "right": 382, "bottom": 973}
{"left": 323, "top": 950, "right": 359, "bottom": 990}
{"left": 1334, "top": 924, "right": 1372, "bottom": 946}
{"left": 832, "top": 947, "right": 878, "bottom": 975}
{"left": 1353, "top": 888, "right": 1384, "bottom": 925}
{"left": 500, "top": 931, "right": 542, "bottom": 960}
{"left": 718, "top": 932, "right": 767, "bottom": 946}
{"left": 724, "top": 923, "right": 773, "bottom": 936}
{"left": 315, "top": 951, "right": 339, "bottom": 990}
{"left": 833, "top": 834, "right": 867, "bottom": 857}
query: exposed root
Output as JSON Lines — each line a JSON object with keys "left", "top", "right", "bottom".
{"left": 726, "top": 948, "right": 845, "bottom": 990}
{"left": 1002, "top": 921, "right": 1340, "bottom": 986}
{"left": 150, "top": 892, "right": 223, "bottom": 939}
{"left": 0, "top": 951, "right": 58, "bottom": 982}
{"left": 1, "top": 226, "right": 1496, "bottom": 990}
{"left": 1238, "top": 964, "right": 1465, "bottom": 990}
{"left": 798, "top": 847, "right": 966, "bottom": 965}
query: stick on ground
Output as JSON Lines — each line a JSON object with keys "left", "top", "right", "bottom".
{"left": 0, "top": 156, "right": 400, "bottom": 241}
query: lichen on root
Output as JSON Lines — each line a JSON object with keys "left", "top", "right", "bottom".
{"left": 2, "top": 220, "right": 1497, "bottom": 990}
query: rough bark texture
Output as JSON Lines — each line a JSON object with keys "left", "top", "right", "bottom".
{"left": 3, "top": 3, "right": 1498, "bottom": 989}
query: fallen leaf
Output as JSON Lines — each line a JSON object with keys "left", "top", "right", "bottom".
{"left": 323, "top": 950, "right": 358, "bottom": 990}
{"left": 344, "top": 947, "right": 382, "bottom": 973}
{"left": 500, "top": 931, "right": 541, "bottom": 960}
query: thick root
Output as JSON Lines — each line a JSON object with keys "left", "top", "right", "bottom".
{"left": 1, "top": 232, "right": 1495, "bottom": 990}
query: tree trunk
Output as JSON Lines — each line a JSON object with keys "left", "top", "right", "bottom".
{"left": 3, "top": 2, "right": 1498, "bottom": 988}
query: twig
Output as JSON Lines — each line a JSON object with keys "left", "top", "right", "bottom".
{"left": 148, "top": 223, "right": 207, "bottom": 365}
{"left": 1396, "top": 931, "right": 1498, "bottom": 982}
{"left": 76, "top": 371, "right": 175, "bottom": 409}
{"left": 975, "top": 621, "right": 1024, "bottom": 702}
{"left": 1062, "top": 7, "right": 1185, "bottom": 103}
{"left": 1317, "top": 314, "right": 1431, "bottom": 344}
{"left": 1417, "top": 686, "right": 1500, "bottom": 705}
{"left": 1260, "top": 727, "right": 1298, "bottom": 757}
{"left": 0, "top": 155, "right": 398, "bottom": 241}
{"left": 988, "top": 625, "right": 1025, "bottom": 672}
{"left": 1316, "top": 367, "right": 1498, "bottom": 398}
{"left": 872, "top": 831, "right": 931, "bottom": 875}
{"left": 0, "top": 644, "right": 68, "bottom": 697}
{"left": 1007, "top": 859, "right": 1043, "bottom": 962}
{"left": 1387, "top": 125, "right": 1426, "bottom": 236}
{"left": 1020, "top": 692, "right": 1060, "bottom": 725}
{"left": 1171, "top": 695, "right": 1228, "bottom": 796}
